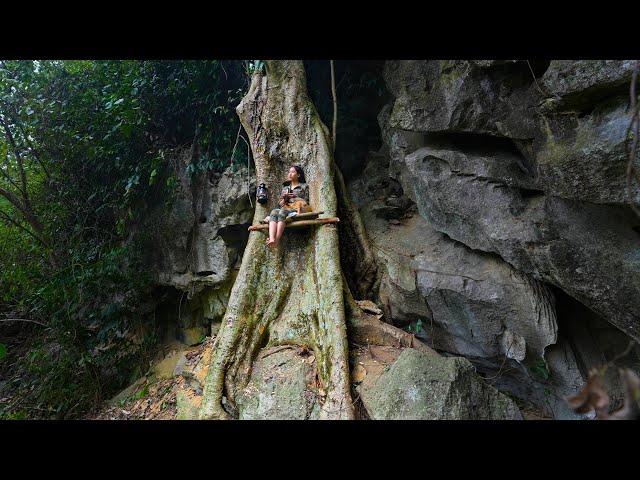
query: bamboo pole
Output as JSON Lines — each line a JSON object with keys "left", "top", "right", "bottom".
{"left": 248, "top": 217, "right": 340, "bottom": 232}
{"left": 259, "top": 210, "right": 325, "bottom": 224}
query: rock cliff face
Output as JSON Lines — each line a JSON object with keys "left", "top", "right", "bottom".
{"left": 147, "top": 60, "right": 640, "bottom": 420}
{"left": 146, "top": 147, "right": 255, "bottom": 345}
{"left": 151, "top": 148, "right": 254, "bottom": 294}
{"left": 355, "top": 60, "right": 640, "bottom": 418}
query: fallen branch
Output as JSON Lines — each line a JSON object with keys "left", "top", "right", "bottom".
{"left": 348, "top": 313, "right": 438, "bottom": 358}
{"left": 0, "top": 318, "right": 49, "bottom": 327}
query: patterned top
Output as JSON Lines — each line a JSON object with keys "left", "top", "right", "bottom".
{"left": 280, "top": 181, "right": 309, "bottom": 205}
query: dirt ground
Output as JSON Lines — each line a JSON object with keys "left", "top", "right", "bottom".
{"left": 90, "top": 337, "right": 551, "bottom": 420}
{"left": 90, "top": 341, "right": 208, "bottom": 420}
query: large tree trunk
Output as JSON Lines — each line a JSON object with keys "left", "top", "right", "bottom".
{"left": 198, "top": 61, "right": 354, "bottom": 419}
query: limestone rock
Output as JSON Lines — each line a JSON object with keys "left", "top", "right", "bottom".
{"left": 358, "top": 348, "right": 522, "bottom": 420}
{"left": 400, "top": 143, "right": 640, "bottom": 342}
{"left": 149, "top": 148, "right": 254, "bottom": 298}
{"left": 348, "top": 149, "right": 591, "bottom": 419}
{"left": 368, "top": 59, "right": 640, "bottom": 419}
{"left": 535, "top": 98, "right": 637, "bottom": 205}
{"left": 383, "top": 60, "right": 540, "bottom": 139}
{"left": 142, "top": 147, "right": 253, "bottom": 346}
{"left": 540, "top": 60, "right": 635, "bottom": 108}
{"left": 382, "top": 59, "right": 640, "bottom": 206}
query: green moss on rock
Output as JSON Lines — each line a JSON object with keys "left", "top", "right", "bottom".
{"left": 358, "top": 348, "right": 522, "bottom": 420}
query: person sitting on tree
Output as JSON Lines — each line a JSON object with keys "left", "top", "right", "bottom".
{"left": 266, "top": 165, "right": 311, "bottom": 248}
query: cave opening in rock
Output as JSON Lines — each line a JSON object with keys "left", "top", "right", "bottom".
{"left": 150, "top": 284, "right": 225, "bottom": 348}
{"left": 550, "top": 285, "right": 640, "bottom": 410}
{"left": 423, "top": 131, "right": 530, "bottom": 157}
{"left": 217, "top": 223, "right": 251, "bottom": 267}
{"left": 518, "top": 187, "right": 545, "bottom": 200}
{"left": 420, "top": 130, "right": 538, "bottom": 179}
{"left": 304, "top": 60, "right": 390, "bottom": 182}
{"left": 526, "top": 60, "right": 551, "bottom": 79}
{"left": 153, "top": 287, "right": 194, "bottom": 344}
{"left": 196, "top": 271, "right": 216, "bottom": 277}
{"left": 150, "top": 286, "right": 185, "bottom": 345}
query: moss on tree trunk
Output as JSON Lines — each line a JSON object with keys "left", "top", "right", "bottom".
{"left": 198, "top": 61, "right": 354, "bottom": 419}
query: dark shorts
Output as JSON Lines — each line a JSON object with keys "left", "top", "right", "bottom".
{"left": 270, "top": 208, "right": 296, "bottom": 223}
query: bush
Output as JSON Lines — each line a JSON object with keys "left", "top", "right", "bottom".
{"left": 0, "top": 60, "right": 249, "bottom": 418}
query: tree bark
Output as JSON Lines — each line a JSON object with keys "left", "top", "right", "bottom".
{"left": 334, "top": 159, "right": 378, "bottom": 299}
{"left": 198, "top": 61, "right": 354, "bottom": 419}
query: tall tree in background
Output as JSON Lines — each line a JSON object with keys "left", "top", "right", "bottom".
{"left": 0, "top": 61, "right": 52, "bottom": 259}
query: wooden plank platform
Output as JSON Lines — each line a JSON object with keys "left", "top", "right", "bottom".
{"left": 248, "top": 217, "right": 340, "bottom": 232}
{"left": 259, "top": 210, "right": 325, "bottom": 224}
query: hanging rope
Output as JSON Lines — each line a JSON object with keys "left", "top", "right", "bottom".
{"left": 526, "top": 60, "right": 545, "bottom": 95}
{"left": 228, "top": 124, "right": 242, "bottom": 166}
{"left": 330, "top": 60, "right": 337, "bottom": 152}
{"left": 238, "top": 134, "right": 253, "bottom": 208}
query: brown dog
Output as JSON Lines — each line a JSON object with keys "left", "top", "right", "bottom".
{"left": 288, "top": 198, "right": 312, "bottom": 214}
{"left": 281, "top": 191, "right": 312, "bottom": 214}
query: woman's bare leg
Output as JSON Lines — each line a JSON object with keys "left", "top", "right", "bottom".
{"left": 267, "top": 220, "right": 277, "bottom": 247}
{"left": 274, "top": 220, "right": 286, "bottom": 244}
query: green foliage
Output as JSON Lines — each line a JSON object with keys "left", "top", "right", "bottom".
{"left": 531, "top": 358, "right": 551, "bottom": 380}
{"left": 1, "top": 238, "right": 158, "bottom": 418}
{"left": 0, "top": 60, "right": 249, "bottom": 418}
{"left": 133, "top": 384, "right": 149, "bottom": 401}
{"left": 407, "top": 319, "right": 424, "bottom": 334}
{"left": 244, "top": 60, "right": 265, "bottom": 75}
{"left": 0, "top": 343, "right": 6, "bottom": 361}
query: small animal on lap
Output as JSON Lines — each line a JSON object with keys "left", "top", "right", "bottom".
{"left": 265, "top": 165, "right": 312, "bottom": 248}
{"left": 287, "top": 196, "right": 312, "bottom": 214}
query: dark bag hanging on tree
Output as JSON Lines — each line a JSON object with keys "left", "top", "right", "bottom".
{"left": 256, "top": 183, "right": 268, "bottom": 204}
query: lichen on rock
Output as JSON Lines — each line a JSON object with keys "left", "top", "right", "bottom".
{"left": 358, "top": 348, "right": 522, "bottom": 420}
